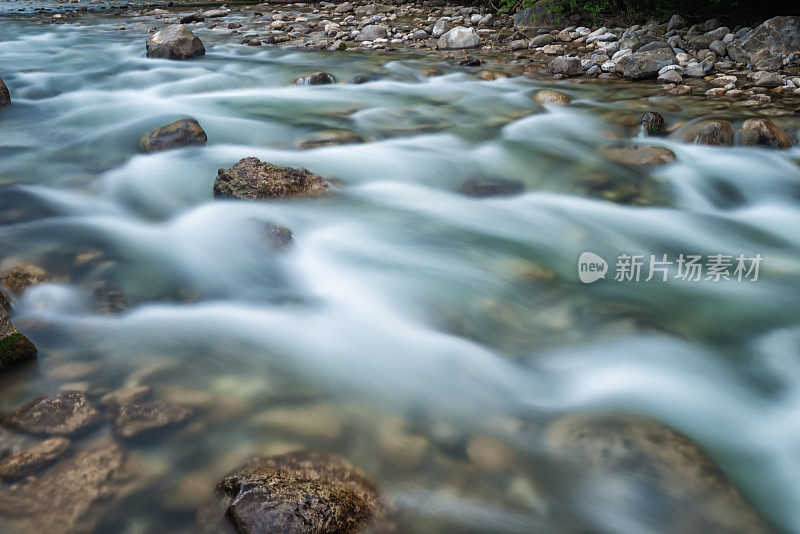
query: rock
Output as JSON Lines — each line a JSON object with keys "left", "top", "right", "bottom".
{"left": 2, "top": 391, "right": 102, "bottom": 436}
{"left": 431, "top": 18, "right": 452, "bottom": 39}
{"left": 459, "top": 176, "right": 525, "bottom": 197}
{"left": 754, "top": 56, "right": 782, "bottom": 71}
{"left": 295, "top": 71, "right": 335, "bottom": 85}
{"left": 197, "top": 450, "right": 396, "bottom": 534}
{"left": 710, "top": 75, "right": 737, "bottom": 87}
{"left": 263, "top": 222, "right": 293, "bottom": 251}
{"left": 0, "top": 437, "right": 70, "bottom": 480}
{"left": 678, "top": 119, "right": 734, "bottom": 146}
{"left": 145, "top": 24, "right": 205, "bottom": 60}
{"left": 616, "top": 48, "right": 676, "bottom": 79}
{"left": 356, "top": 24, "right": 388, "bottom": 41}
{"left": 1, "top": 264, "right": 50, "bottom": 295}
{"left": 0, "top": 76, "right": 9, "bottom": 106}
{"left": 740, "top": 118, "right": 792, "bottom": 149}
{"left": 139, "top": 118, "right": 207, "bottom": 153}
{"left": 252, "top": 403, "right": 344, "bottom": 441}
{"left": 687, "top": 34, "right": 715, "bottom": 51}
{"left": 466, "top": 435, "right": 515, "bottom": 471}
{"left": 534, "top": 89, "right": 571, "bottom": 105}
{"left": 601, "top": 145, "right": 676, "bottom": 167}
{"left": 437, "top": 27, "right": 480, "bottom": 50}
{"left": 728, "top": 16, "right": 800, "bottom": 64}
{"left": 754, "top": 71, "right": 781, "bottom": 88}
{"left": 0, "top": 442, "right": 142, "bottom": 533}
{"left": 202, "top": 9, "right": 228, "bottom": 18}
{"left": 112, "top": 401, "right": 191, "bottom": 439}
{"left": 530, "top": 34, "right": 553, "bottom": 47}
{"left": 684, "top": 62, "right": 709, "bottom": 77}
{"left": 668, "top": 84, "right": 692, "bottom": 96}
{"left": 641, "top": 112, "right": 665, "bottom": 136}
{"left": 180, "top": 12, "right": 204, "bottom": 24}
{"left": 667, "top": 14, "right": 687, "bottom": 31}
{"left": 100, "top": 385, "right": 153, "bottom": 408}
{"left": 0, "top": 302, "right": 36, "bottom": 370}
{"left": 709, "top": 40, "right": 727, "bottom": 56}
{"left": 639, "top": 41, "right": 671, "bottom": 52}
{"left": 513, "top": 3, "right": 563, "bottom": 28}
{"left": 549, "top": 56, "right": 582, "bottom": 77}
{"left": 658, "top": 69, "right": 682, "bottom": 83}
{"left": 213, "top": 157, "right": 330, "bottom": 201}
{"left": 544, "top": 414, "right": 771, "bottom": 534}
{"left": 296, "top": 130, "right": 364, "bottom": 150}
{"left": 334, "top": 2, "right": 352, "bottom": 14}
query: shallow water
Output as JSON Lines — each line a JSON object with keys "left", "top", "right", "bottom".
{"left": 1, "top": 5, "right": 800, "bottom": 534}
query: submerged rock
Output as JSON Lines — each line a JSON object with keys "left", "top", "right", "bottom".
{"left": 3, "top": 391, "right": 103, "bottom": 436}
{"left": 641, "top": 112, "right": 665, "bottom": 136}
{"left": 678, "top": 119, "right": 734, "bottom": 146}
{"left": 263, "top": 222, "right": 293, "bottom": 251}
{"left": 296, "top": 130, "right": 364, "bottom": 150}
{"left": 213, "top": 157, "right": 330, "bottom": 201}
{"left": 459, "top": 176, "right": 525, "bottom": 197}
{"left": 740, "top": 118, "right": 792, "bottom": 149}
{"left": 112, "top": 401, "right": 191, "bottom": 439}
{"left": 295, "top": 71, "right": 335, "bottom": 85}
{"left": 0, "top": 437, "right": 70, "bottom": 480}
{"left": 1, "top": 263, "right": 50, "bottom": 294}
{"left": 545, "top": 414, "right": 771, "bottom": 534}
{"left": 139, "top": 118, "right": 207, "bottom": 153}
{"left": 534, "top": 89, "right": 571, "bottom": 105}
{"left": 0, "top": 441, "right": 142, "bottom": 533}
{"left": 601, "top": 144, "right": 676, "bottom": 167}
{"left": 146, "top": 24, "right": 206, "bottom": 60}
{"left": 437, "top": 27, "right": 480, "bottom": 50}
{"left": 197, "top": 450, "right": 397, "bottom": 534}
{"left": 0, "top": 303, "right": 36, "bottom": 371}
{"left": 0, "top": 76, "right": 9, "bottom": 106}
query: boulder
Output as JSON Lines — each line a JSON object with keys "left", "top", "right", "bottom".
{"left": 295, "top": 71, "right": 335, "bottom": 85}
{"left": 601, "top": 145, "right": 676, "bottom": 166}
{"left": 534, "top": 89, "right": 571, "bottom": 105}
{"left": 213, "top": 157, "right": 330, "bottom": 201}
{"left": 459, "top": 176, "right": 525, "bottom": 197}
{"left": 545, "top": 414, "right": 771, "bottom": 534}
{"left": 0, "top": 303, "right": 36, "bottom": 371}
{"left": 678, "top": 119, "right": 734, "bottom": 146}
{"left": 437, "top": 27, "right": 480, "bottom": 50}
{"left": 197, "top": 450, "right": 397, "bottom": 534}
{"left": 334, "top": 2, "right": 353, "bottom": 13}
{"left": 530, "top": 34, "right": 554, "bottom": 47}
{"left": 112, "top": 401, "right": 191, "bottom": 439}
{"left": 0, "top": 437, "right": 70, "bottom": 480}
{"left": 727, "top": 16, "right": 800, "bottom": 64}
{"left": 753, "top": 71, "right": 781, "bottom": 88}
{"left": 740, "top": 118, "right": 792, "bottom": 149}
{"left": 2, "top": 391, "right": 103, "bottom": 436}
{"left": 139, "top": 118, "right": 207, "bottom": 153}
{"left": 616, "top": 48, "right": 676, "bottom": 79}
{"left": 549, "top": 56, "right": 582, "bottom": 77}
{"left": 513, "top": 2, "right": 564, "bottom": 28}
{"left": 180, "top": 12, "right": 204, "bottom": 24}
{"left": 667, "top": 14, "right": 687, "bottom": 31}
{"left": 641, "top": 112, "right": 665, "bottom": 136}
{"left": 431, "top": 18, "right": 452, "bottom": 39}
{"left": 0, "top": 442, "right": 143, "bottom": 533}
{"left": 0, "top": 76, "right": 9, "bottom": 106}
{"left": 146, "top": 24, "right": 205, "bottom": 60}
{"left": 356, "top": 24, "right": 389, "bottom": 41}
{"left": 202, "top": 9, "right": 228, "bottom": 18}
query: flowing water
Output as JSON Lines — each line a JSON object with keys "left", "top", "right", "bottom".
{"left": 2, "top": 3, "right": 800, "bottom": 533}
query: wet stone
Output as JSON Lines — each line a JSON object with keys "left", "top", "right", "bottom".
{"left": 146, "top": 24, "right": 205, "bottom": 60}
{"left": 0, "top": 76, "right": 9, "bottom": 106}
{"left": 641, "top": 111, "right": 665, "bottom": 136}
{"left": 213, "top": 157, "right": 330, "bottom": 201}
{"left": 0, "top": 437, "right": 70, "bottom": 480}
{"left": 740, "top": 118, "right": 792, "bottom": 149}
{"left": 295, "top": 71, "right": 335, "bottom": 85}
{"left": 678, "top": 119, "right": 734, "bottom": 146}
{"left": 139, "top": 118, "right": 207, "bottom": 153}
{"left": 534, "top": 89, "right": 571, "bottom": 105}
{"left": 112, "top": 401, "right": 192, "bottom": 439}
{"left": 2, "top": 391, "right": 102, "bottom": 436}
{"left": 459, "top": 176, "right": 525, "bottom": 197}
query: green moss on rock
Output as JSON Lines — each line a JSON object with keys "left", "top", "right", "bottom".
{"left": 0, "top": 332, "right": 37, "bottom": 370}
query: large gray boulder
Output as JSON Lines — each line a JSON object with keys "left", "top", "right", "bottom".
{"left": 356, "top": 23, "right": 389, "bottom": 41}
{"left": 727, "top": 16, "right": 800, "bottom": 64}
{"left": 0, "top": 76, "right": 9, "bottom": 106}
{"left": 615, "top": 48, "right": 676, "bottom": 79}
{"left": 437, "top": 27, "right": 480, "bottom": 50}
{"left": 146, "top": 25, "right": 206, "bottom": 60}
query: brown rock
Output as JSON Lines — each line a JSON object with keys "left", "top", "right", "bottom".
{"left": 146, "top": 24, "right": 206, "bottom": 60}
{"left": 295, "top": 71, "right": 335, "bottom": 85}
{"left": 1, "top": 264, "right": 50, "bottom": 294}
{"left": 641, "top": 111, "right": 665, "bottom": 136}
{"left": 601, "top": 145, "right": 676, "bottom": 167}
{"left": 679, "top": 119, "right": 735, "bottom": 146}
{"left": 112, "top": 401, "right": 191, "bottom": 439}
{"left": 263, "top": 222, "right": 293, "bottom": 251}
{"left": 0, "top": 437, "right": 70, "bottom": 480}
{"left": 534, "top": 89, "right": 571, "bottom": 105}
{"left": 545, "top": 414, "right": 771, "bottom": 534}
{"left": 740, "top": 118, "right": 792, "bottom": 149}
{"left": 0, "top": 442, "right": 142, "bottom": 533}
{"left": 197, "top": 450, "right": 397, "bottom": 534}
{"left": 139, "top": 118, "right": 207, "bottom": 153}
{"left": 213, "top": 157, "right": 330, "bottom": 201}
{"left": 3, "top": 391, "right": 103, "bottom": 436}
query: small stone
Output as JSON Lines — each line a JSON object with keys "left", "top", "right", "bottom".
{"left": 146, "top": 24, "right": 205, "bottom": 60}
{"left": 113, "top": 401, "right": 192, "bottom": 439}
{"left": 740, "top": 118, "right": 792, "bottom": 149}
{"left": 262, "top": 222, "right": 293, "bottom": 251}
{"left": 641, "top": 112, "right": 666, "bottom": 136}
{"left": 534, "top": 89, "right": 571, "bottom": 105}
{"left": 0, "top": 76, "right": 10, "bottom": 106}
{"left": 437, "top": 26, "right": 480, "bottom": 50}
{"left": 667, "top": 14, "right": 687, "bottom": 31}
{"left": 530, "top": 34, "right": 553, "bottom": 47}
{"left": 710, "top": 75, "right": 737, "bottom": 87}
{"left": 754, "top": 71, "right": 782, "bottom": 88}
{"left": 548, "top": 55, "right": 582, "bottom": 77}
{"left": 459, "top": 176, "right": 525, "bottom": 197}
{"left": 213, "top": 157, "right": 330, "bottom": 201}
{"left": 601, "top": 145, "right": 676, "bottom": 166}
{"left": 658, "top": 69, "right": 682, "bottom": 83}
{"left": 296, "top": 130, "right": 364, "bottom": 150}
{"left": 0, "top": 437, "right": 70, "bottom": 480}
{"left": 356, "top": 23, "right": 388, "bottom": 41}
{"left": 295, "top": 71, "right": 335, "bottom": 85}
{"left": 139, "top": 118, "right": 207, "bottom": 153}
{"left": 3, "top": 391, "right": 103, "bottom": 436}
{"left": 1, "top": 264, "right": 50, "bottom": 294}
{"left": 668, "top": 84, "right": 692, "bottom": 95}
{"left": 679, "top": 119, "right": 734, "bottom": 146}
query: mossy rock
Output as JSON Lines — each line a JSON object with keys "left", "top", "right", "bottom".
{"left": 0, "top": 332, "right": 37, "bottom": 370}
